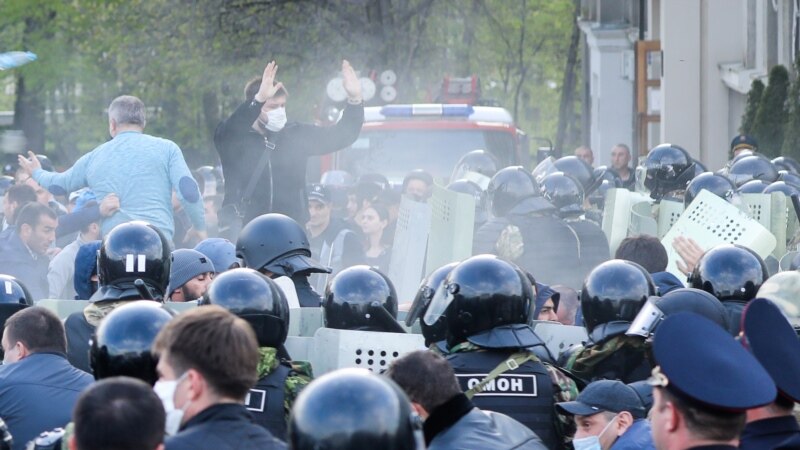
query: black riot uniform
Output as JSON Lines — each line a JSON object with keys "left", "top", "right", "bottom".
{"left": 65, "top": 221, "right": 170, "bottom": 373}
{"left": 688, "top": 244, "right": 767, "bottom": 336}
{"left": 201, "top": 268, "right": 311, "bottom": 441}
{"left": 424, "top": 255, "right": 578, "bottom": 449}
{"left": 236, "top": 213, "right": 330, "bottom": 307}
{"left": 473, "top": 167, "right": 583, "bottom": 289}
{"left": 562, "top": 260, "right": 655, "bottom": 384}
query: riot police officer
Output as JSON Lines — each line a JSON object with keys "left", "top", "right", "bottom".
{"left": 288, "top": 368, "right": 424, "bottom": 450}
{"left": 423, "top": 255, "right": 578, "bottom": 449}
{"left": 323, "top": 265, "right": 404, "bottom": 333}
{"left": 450, "top": 149, "right": 499, "bottom": 187}
{"left": 65, "top": 221, "right": 171, "bottom": 373}
{"left": 473, "top": 166, "right": 583, "bottom": 289}
{"left": 201, "top": 268, "right": 311, "bottom": 440}
{"left": 0, "top": 275, "right": 31, "bottom": 360}
{"left": 237, "top": 213, "right": 330, "bottom": 307}
{"left": 405, "top": 262, "right": 459, "bottom": 348}
{"left": 688, "top": 243, "right": 767, "bottom": 335}
{"left": 562, "top": 260, "right": 655, "bottom": 384}
{"left": 446, "top": 179, "right": 489, "bottom": 227}
{"left": 726, "top": 154, "right": 780, "bottom": 187}
{"left": 643, "top": 143, "right": 696, "bottom": 202}
{"left": 684, "top": 172, "right": 737, "bottom": 208}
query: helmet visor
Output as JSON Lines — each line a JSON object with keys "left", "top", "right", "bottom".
{"left": 405, "top": 285, "right": 434, "bottom": 326}
{"left": 532, "top": 157, "right": 557, "bottom": 184}
{"left": 626, "top": 298, "right": 664, "bottom": 337}
{"left": 423, "top": 282, "right": 454, "bottom": 326}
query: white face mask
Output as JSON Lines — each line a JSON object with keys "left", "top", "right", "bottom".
{"left": 153, "top": 372, "right": 190, "bottom": 436}
{"left": 264, "top": 107, "right": 287, "bottom": 132}
{"left": 2, "top": 343, "right": 20, "bottom": 365}
{"left": 572, "top": 415, "right": 617, "bottom": 450}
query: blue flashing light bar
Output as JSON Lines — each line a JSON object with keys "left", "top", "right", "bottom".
{"left": 379, "top": 104, "right": 475, "bottom": 118}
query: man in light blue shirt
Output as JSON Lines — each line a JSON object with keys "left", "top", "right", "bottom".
{"left": 17, "top": 95, "right": 205, "bottom": 241}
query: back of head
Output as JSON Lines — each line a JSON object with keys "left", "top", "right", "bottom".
{"left": 152, "top": 305, "right": 258, "bottom": 401}
{"left": 289, "top": 368, "right": 422, "bottom": 450}
{"left": 201, "top": 268, "right": 289, "bottom": 348}
{"left": 581, "top": 260, "right": 655, "bottom": 333}
{"left": 486, "top": 166, "right": 538, "bottom": 217}
{"left": 90, "top": 301, "right": 173, "bottom": 384}
{"left": 643, "top": 143, "right": 695, "bottom": 200}
{"left": 73, "top": 376, "right": 165, "bottom": 450}
{"left": 424, "top": 255, "right": 533, "bottom": 348}
{"left": 323, "top": 265, "right": 398, "bottom": 332}
{"left": 4, "top": 306, "right": 66, "bottom": 354}
{"left": 614, "top": 235, "right": 668, "bottom": 273}
{"left": 96, "top": 221, "right": 171, "bottom": 301}
{"left": 539, "top": 172, "right": 584, "bottom": 217}
{"left": 689, "top": 244, "right": 767, "bottom": 303}
{"left": 5, "top": 184, "right": 36, "bottom": 223}
{"left": 236, "top": 213, "right": 327, "bottom": 277}
{"left": 108, "top": 95, "right": 146, "bottom": 127}
{"left": 385, "top": 350, "right": 462, "bottom": 413}
{"left": 553, "top": 156, "right": 597, "bottom": 194}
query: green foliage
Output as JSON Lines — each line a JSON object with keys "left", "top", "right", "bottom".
{"left": 752, "top": 64, "right": 789, "bottom": 157}
{"left": 0, "top": 0, "right": 579, "bottom": 168}
{"left": 783, "top": 57, "right": 800, "bottom": 160}
{"left": 740, "top": 78, "right": 763, "bottom": 135}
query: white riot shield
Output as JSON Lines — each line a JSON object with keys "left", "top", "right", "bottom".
{"left": 284, "top": 336, "right": 314, "bottom": 363}
{"left": 309, "top": 327, "right": 425, "bottom": 376}
{"left": 661, "top": 190, "right": 777, "bottom": 282}
{"left": 629, "top": 201, "right": 657, "bottom": 237}
{"left": 601, "top": 189, "right": 653, "bottom": 255}
{"left": 36, "top": 299, "right": 88, "bottom": 320}
{"left": 273, "top": 276, "right": 301, "bottom": 309}
{"left": 779, "top": 251, "right": 798, "bottom": 271}
{"left": 287, "top": 307, "right": 324, "bottom": 337}
{"left": 388, "top": 197, "right": 432, "bottom": 304}
{"left": 741, "top": 193, "right": 788, "bottom": 258}
{"left": 425, "top": 184, "right": 474, "bottom": 273}
{"left": 657, "top": 200, "right": 685, "bottom": 239}
{"left": 530, "top": 321, "right": 588, "bottom": 360}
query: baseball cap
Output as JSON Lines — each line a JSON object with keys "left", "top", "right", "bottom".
{"left": 557, "top": 380, "right": 645, "bottom": 418}
{"left": 308, "top": 184, "right": 332, "bottom": 204}
{"left": 731, "top": 134, "right": 758, "bottom": 152}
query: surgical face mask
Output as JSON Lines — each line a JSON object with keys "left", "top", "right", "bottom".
{"left": 2, "top": 344, "right": 19, "bottom": 365}
{"left": 264, "top": 107, "right": 287, "bottom": 132}
{"left": 153, "top": 372, "right": 190, "bottom": 436}
{"left": 572, "top": 415, "right": 617, "bottom": 450}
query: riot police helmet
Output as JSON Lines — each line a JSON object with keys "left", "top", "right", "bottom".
{"left": 539, "top": 172, "right": 585, "bottom": 217}
{"left": 424, "top": 255, "right": 537, "bottom": 349}
{"left": 450, "top": 149, "right": 499, "bottom": 185}
{"left": 764, "top": 181, "right": 800, "bottom": 198}
{"left": 193, "top": 165, "right": 222, "bottom": 197}
{"left": 626, "top": 288, "right": 729, "bottom": 338}
{"left": 580, "top": 259, "right": 655, "bottom": 334}
{"left": 778, "top": 170, "right": 800, "bottom": 189}
{"left": 486, "top": 166, "right": 539, "bottom": 217}
{"left": 643, "top": 143, "right": 696, "bottom": 200}
{"left": 692, "top": 159, "right": 708, "bottom": 177}
{"left": 406, "top": 262, "right": 459, "bottom": 346}
{"left": 323, "top": 265, "right": 399, "bottom": 332}
{"left": 773, "top": 156, "right": 800, "bottom": 174}
{"left": 757, "top": 271, "right": 800, "bottom": 329}
{"left": 554, "top": 156, "right": 600, "bottom": 195}
{"left": 200, "top": 268, "right": 289, "bottom": 348}
{"left": 446, "top": 179, "right": 488, "bottom": 224}
{"left": 94, "top": 221, "right": 171, "bottom": 301}
{"left": 320, "top": 170, "right": 356, "bottom": 188}
{"left": 89, "top": 301, "right": 173, "bottom": 384}
{"left": 688, "top": 244, "right": 767, "bottom": 303}
{"left": 289, "top": 368, "right": 423, "bottom": 450}
{"left": 684, "top": 172, "right": 736, "bottom": 208}
{"left": 737, "top": 179, "right": 770, "bottom": 194}
{"left": 727, "top": 155, "right": 779, "bottom": 187}
{"left": 0, "top": 275, "right": 32, "bottom": 359}
{"left": 236, "top": 213, "right": 330, "bottom": 278}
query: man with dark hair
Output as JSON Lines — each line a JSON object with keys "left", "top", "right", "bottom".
{"left": 615, "top": 235, "right": 684, "bottom": 295}
{"left": 402, "top": 169, "right": 434, "bottom": 202}
{"left": 70, "top": 377, "right": 165, "bottom": 450}
{"left": 214, "top": 60, "right": 363, "bottom": 234}
{"left": 152, "top": 306, "right": 286, "bottom": 449}
{"left": 1, "top": 184, "right": 36, "bottom": 232}
{"left": 552, "top": 285, "right": 580, "bottom": 326}
{"left": 166, "top": 249, "right": 215, "bottom": 302}
{"left": 0, "top": 307, "right": 92, "bottom": 450}
{"left": 386, "top": 350, "right": 545, "bottom": 450}
{"left": 0, "top": 202, "right": 57, "bottom": 300}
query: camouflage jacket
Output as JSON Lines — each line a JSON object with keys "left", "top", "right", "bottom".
{"left": 257, "top": 347, "right": 313, "bottom": 421}
{"left": 563, "top": 334, "right": 650, "bottom": 384}
{"left": 448, "top": 341, "right": 579, "bottom": 445}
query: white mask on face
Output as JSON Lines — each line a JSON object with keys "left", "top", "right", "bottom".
{"left": 153, "top": 372, "right": 190, "bottom": 436}
{"left": 572, "top": 415, "right": 617, "bottom": 450}
{"left": 2, "top": 344, "right": 19, "bottom": 365}
{"left": 264, "top": 107, "right": 287, "bottom": 132}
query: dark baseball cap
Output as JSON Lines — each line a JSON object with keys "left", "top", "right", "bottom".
{"left": 556, "top": 380, "right": 645, "bottom": 418}
{"left": 731, "top": 134, "right": 758, "bottom": 152}
{"left": 308, "top": 184, "right": 332, "bottom": 204}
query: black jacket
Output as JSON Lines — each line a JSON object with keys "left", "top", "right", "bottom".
{"left": 739, "top": 415, "right": 800, "bottom": 450}
{"left": 165, "top": 403, "right": 286, "bottom": 450}
{"left": 214, "top": 100, "right": 363, "bottom": 225}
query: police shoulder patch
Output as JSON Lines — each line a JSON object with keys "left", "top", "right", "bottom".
{"left": 455, "top": 373, "right": 538, "bottom": 397}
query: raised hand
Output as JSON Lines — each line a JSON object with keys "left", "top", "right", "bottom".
{"left": 17, "top": 151, "right": 41, "bottom": 176}
{"left": 341, "top": 59, "right": 362, "bottom": 103}
{"left": 254, "top": 60, "right": 285, "bottom": 103}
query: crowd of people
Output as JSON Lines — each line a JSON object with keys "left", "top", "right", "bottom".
{"left": 0, "top": 57, "right": 799, "bottom": 450}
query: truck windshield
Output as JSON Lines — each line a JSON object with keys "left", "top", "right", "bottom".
{"left": 337, "top": 129, "right": 516, "bottom": 184}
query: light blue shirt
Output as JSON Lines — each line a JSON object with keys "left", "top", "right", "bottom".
{"left": 33, "top": 131, "right": 205, "bottom": 240}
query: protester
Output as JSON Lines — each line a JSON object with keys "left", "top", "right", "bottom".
{"left": 166, "top": 249, "right": 215, "bottom": 302}
{"left": 17, "top": 95, "right": 206, "bottom": 242}
{"left": 357, "top": 204, "right": 392, "bottom": 272}
{"left": 0, "top": 203, "right": 57, "bottom": 301}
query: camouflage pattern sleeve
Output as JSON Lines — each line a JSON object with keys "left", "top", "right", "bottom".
{"left": 284, "top": 360, "right": 314, "bottom": 421}
{"left": 60, "top": 422, "right": 74, "bottom": 450}
{"left": 546, "top": 363, "right": 579, "bottom": 448}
